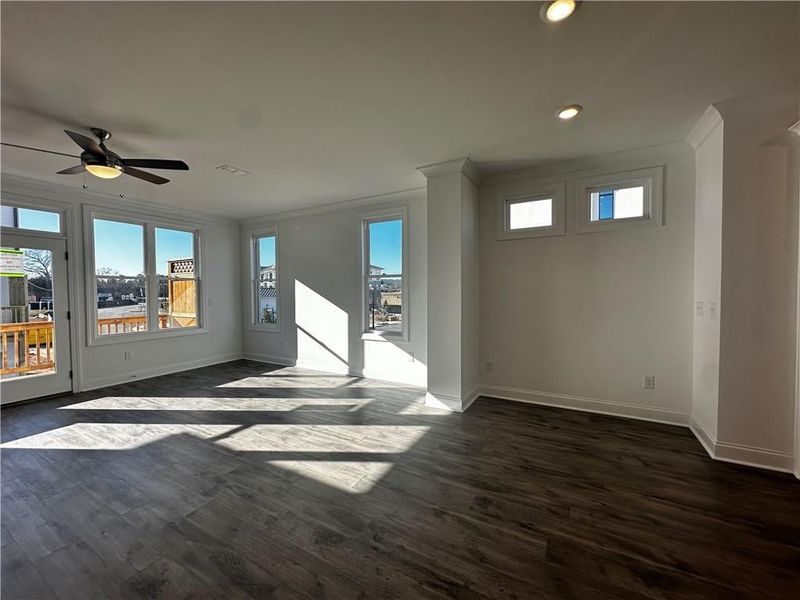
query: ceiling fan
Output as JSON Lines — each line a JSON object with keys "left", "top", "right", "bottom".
{"left": 1, "top": 128, "right": 188, "bottom": 185}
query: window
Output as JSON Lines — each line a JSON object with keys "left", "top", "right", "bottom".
{"left": 509, "top": 198, "right": 553, "bottom": 229}
{"left": 576, "top": 166, "right": 663, "bottom": 233}
{"left": 253, "top": 232, "right": 278, "bottom": 327}
{"left": 590, "top": 186, "right": 645, "bottom": 221}
{"left": 156, "top": 228, "right": 198, "bottom": 329}
{"left": 363, "top": 213, "right": 406, "bottom": 337}
{"left": 1, "top": 205, "right": 61, "bottom": 233}
{"left": 497, "top": 182, "right": 565, "bottom": 240}
{"left": 89, "top": 214, "right": 202, "bottom": 340}
{"left": 94, "top": 219, "right": 148, "bottom": 335}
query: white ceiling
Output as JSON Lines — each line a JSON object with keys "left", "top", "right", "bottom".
{"left": 1, "top": 1, "right": 797, "bottom": 218}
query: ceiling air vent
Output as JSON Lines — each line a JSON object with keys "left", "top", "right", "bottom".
{"left": 216, "top": 164, "right": 250, "bottom": 176}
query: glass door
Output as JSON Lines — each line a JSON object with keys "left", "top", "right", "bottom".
{"left": 1, "top": 233, "right": 72, "bottom": 404}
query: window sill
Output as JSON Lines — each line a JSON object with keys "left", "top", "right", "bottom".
{"left": 249, "top": 324, "right": 280, "bottom": 333}
{"left": 361, "top": 331, "right": 408, "bottom": 344}
{"left": 88, "top": 326, "right": 207, "bottom": 347}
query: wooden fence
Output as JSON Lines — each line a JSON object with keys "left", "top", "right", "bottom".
{"left": 0, "top": 321, "right": 55, "bottom": 376}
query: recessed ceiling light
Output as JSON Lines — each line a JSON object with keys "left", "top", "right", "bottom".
{"left": 541, "top": 0, "right": 577, "bottom": 24}
{"left": 556, "top": 104, "right": 582, "bottom": 120}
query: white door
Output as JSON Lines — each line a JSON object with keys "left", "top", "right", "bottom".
{"left": 1, "top": 234, "right": 72, "bottom": 404}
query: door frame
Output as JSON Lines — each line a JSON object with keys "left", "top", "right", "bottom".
{"left": 0, "top": 233, "right": 72, "bottom": 403}
{"left": 1, "top": 193, "right": 82, "bottom": 397}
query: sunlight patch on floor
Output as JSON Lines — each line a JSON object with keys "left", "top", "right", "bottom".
{"left": 58, "top": 396, "right": 372, "bottom": 412}
{"left": 1, "top": 422, "right": 429, "bottom": 454}
{"left": 0, "top": 422, "right": 238, "bottom": 450}
{"left": 267, "top": 460, "right": 394, "bottom": 493}
{"left": 213, "top": 424, "right": 430, "bottom": 453}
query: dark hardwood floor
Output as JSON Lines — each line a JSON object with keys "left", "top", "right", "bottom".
{"left": 1, "top": 360, "right": 799, "bottom": 599}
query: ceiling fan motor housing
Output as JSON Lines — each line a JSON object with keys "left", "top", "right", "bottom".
{"left": 81, "top": 152, "right": 122, "bottom": 173}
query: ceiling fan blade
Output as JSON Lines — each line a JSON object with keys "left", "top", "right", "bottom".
{"left": 56, "top": 165, "right": 86, "bottom": 175}
{"left": 64, "top": 130, "right": 105, "bottom": 157}
{"left": 124, "top": 166, "right": 169, "bottom": 185}
{"left": 1, "top": 142, "right": 79, "bottom": 159}
{"left": 121, "top": 159, "right": 189, "bottom": 171}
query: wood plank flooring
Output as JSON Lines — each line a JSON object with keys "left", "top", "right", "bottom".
{"left": 1, "top": 360, "right": 799, "bottom": 599}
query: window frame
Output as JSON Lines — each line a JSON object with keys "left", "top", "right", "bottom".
{"left": 250, "top": 227, "right": 279, "bottom": 332}
{"left": 575, "top": 166, "right": 664, "bottom": 234}
{"left": 0, "top": 200, "right": 65, "bottom": 238}
{"left": 496, "top": 181, "right": 566, "bottom": 240}
{"left": 360, "top": 207, "right": 409, "bottom": 342}
{"left": 84, "top": 207, "right": 205, "bottom": 346}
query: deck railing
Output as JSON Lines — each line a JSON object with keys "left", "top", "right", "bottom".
{"left": 96, "top": 315, "right": 169, "bottom": 335}
{"left": 0, "top": 321, "right": 55, "bottom": 376}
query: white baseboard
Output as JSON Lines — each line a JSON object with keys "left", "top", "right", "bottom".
{"left": 244, "top": 353, "right": 427, "bottom": 388}
{"left": 483, "top": 385, "right": 795, "bottom": 474}
{"left": 689, "top": 417, "right": 717, "bottom": 457}
{"left": 81, "top": 353, "right": 243, "bottom": 391}
{"left": 241, "top": 352, "right": 296, "bottom": 368}
{"left": 480, "top": 384, "right": 690, "bottom": 426}
{"left": 426, "top": 385, "right": 480, "bottom": 413}
{"left": 688, "top": 417, "right": 794, "bottom": 473}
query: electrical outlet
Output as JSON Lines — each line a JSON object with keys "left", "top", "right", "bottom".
{"left": 695, "top": 301, "right": 704, "bottom": 317}
{"left": 124, "top": 351, "right": 133, "bottom": 361}
{"left": 643, "top": 375, "right": 655, "bottom": 389}
{"left": 485, "top": 361, "right": 494, "bottom": 372}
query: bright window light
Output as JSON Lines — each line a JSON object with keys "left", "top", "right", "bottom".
{"left": 590, "top": 186, "right": 645, "bottom": 221}
{"left": 508, "top": 198, "right": 553, "bottom": 230}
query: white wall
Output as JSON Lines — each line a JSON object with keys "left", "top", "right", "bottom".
{"left": 1, "top": 174, "right": 243, "bottom": 391}
{"left": 241, "top": 189, "right": 427, "bottom": 387}
{"left": 478, "top": 143, "right": 695, "bottom": 425}
{"left": 715, "top": 92, "right": 799, "bottom": 467}
{"left": 689, "top": 110, "right": 724, "bottom": 443}
{"left": 460, "top": 175, "right": 480, "bottom": 400}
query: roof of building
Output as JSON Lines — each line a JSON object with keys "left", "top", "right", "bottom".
{"left": 259, "top": 287, "right": 277, "bottom": 298}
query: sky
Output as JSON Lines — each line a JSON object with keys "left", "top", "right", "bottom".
{"left": 15, "top": 207, "right": 60, "bottom": 232}
{"left": 257, "top": 218, "right": 402, "bottom": 275}
{"left": 368, "top": 219, "right": 402, "bottom": 274}
{"left": 93, "top": 219, "right": 194, "bottom": 276}
{"left": 13, "top": 208, "right": 401, "bottom": 278}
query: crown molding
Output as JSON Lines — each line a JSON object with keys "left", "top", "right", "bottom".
{"left": 0, "top": 172, "right": 237, "bottom": 225}
{"left": 417, "top": 157, "right": 480, "bottom": 186}
{"left": 789, "top": 120, "right": 800, "bottom": 137}
{"left": 239, "top": 186, "right": 425, "bottom": 228}
{"left": 687, "top": 105, "right": 723, "bottom": 150}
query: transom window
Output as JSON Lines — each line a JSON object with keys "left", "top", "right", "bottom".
{"left": 1, "top": 205, "right": 61, "bottom": 233}
{"left": 497, "top": 182, "right": 566, "bottom": 240}
{"left": 363, "top": 213, "right": 406, "bottom": 338}
{"left": 576, "top": 166, "right": 663, "bottom": 234}
{"left": 89, "top": 214, "right": 201, "bottom": 341}
{"left": 252, "top": 232, "right": 278, "bottom": 327}
{"left": 508, "top": 198, "right": 553, "bottom": 230}
{"left": 590, "top": 186, "right": 645, "bottom": 221}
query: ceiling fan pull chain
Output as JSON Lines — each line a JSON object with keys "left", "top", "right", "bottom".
{"left": 82, "top": 170, "right": 87, "bottom": 190}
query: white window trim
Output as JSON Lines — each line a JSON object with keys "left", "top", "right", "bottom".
{"left": 496, "top": 181, "right": 566, "bottom": 240}
{"left": 84, "top": 206, "right": 206, "bottom": 347}
{"left": 575, "top": 166, "right": 664, "bottom": 234}
{"left": 249, "top": 227, "right": 280, "bottom": 332}
{"left": 0, "top": 199, "right": 66, "bottom": 239}
{"left": 360, "top": 207, "right": 409, "bottom": 343}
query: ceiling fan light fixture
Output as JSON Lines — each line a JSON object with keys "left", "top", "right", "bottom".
{"left": 541, "top": 0, "right": 577, "bottom": 23}
{"left": 86, "top": 164, "right": 123, "bottom": 179}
